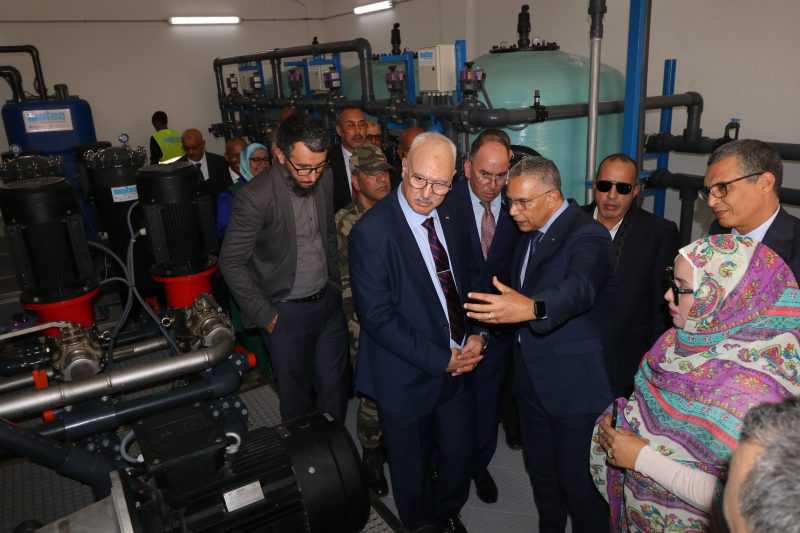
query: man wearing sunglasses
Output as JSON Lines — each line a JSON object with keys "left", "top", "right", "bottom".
{"left": 706, "top": 139, "right": 800, "bottom": 279}
{"left": 443, "top": 129, "right": 521, "bottom": 504}
{"left": 582, "top": 153, "right": 679, "bottom": 398}
{"left": 219, "top": 114, "right": 349, "bottom": 424}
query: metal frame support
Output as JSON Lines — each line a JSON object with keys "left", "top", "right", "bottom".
{"left": 621, "top": 0, "right": 652, "bottom": 167}
{"left": 378, "top": 50, "right": 418, "bottom": 103}
{"left": 650, "top": 59, "right": 677, "bottom": 216}
{"left": 454, "top": 39, "right": 467, "bottom": 104}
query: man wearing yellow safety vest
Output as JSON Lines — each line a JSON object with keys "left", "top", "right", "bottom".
{"left": 149, "top": 111, "right": 184, "bottom": 164}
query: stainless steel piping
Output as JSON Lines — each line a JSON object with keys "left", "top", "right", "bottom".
{"left": 585, "top": 0, "right": 607, "bottom": 204}
{"left": 0, "top": 334, "right": 234, "bottom": 420}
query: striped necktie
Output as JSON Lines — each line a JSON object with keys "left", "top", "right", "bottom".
{"left": 422, "top": 217, "right": 465, "bottom": 345}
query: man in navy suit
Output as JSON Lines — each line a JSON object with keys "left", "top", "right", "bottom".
{"left": 705, "top": 139, "right": 800, "bottom": 280}
{"left": 465, "top": 156, "right": 612, "bottom": 533}
{"left": 349, "top": 132, "right": 485, "bottom": 533}
{"left": 443, "top": 130, "right": 520, "bottom": 503}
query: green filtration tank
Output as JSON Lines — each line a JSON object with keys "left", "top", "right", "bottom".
{"left": 341, "top": 48, "right": 624, "bottom": 202}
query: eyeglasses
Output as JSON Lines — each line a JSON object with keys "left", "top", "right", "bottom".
{"left": 408, "top": 173, "right": 452, "bottom": 195}
{"left": 664, "top": 266, "right": 694, "bottom": 305}
{"left": 503, "top": 189, "right": 554, "bottom": 210}
{"left": 286, "top": 157, "right": 328, "bottom": 176}
{"left": 250, "top": 157, "right": 269, "bottom": 164}
{"left": 473, "top": 169, "right": 509, "bottom": 186}
{"left": 699, "top": 171, "right": 763, "bottom": 201}
{"left": 595, "top": 180, "right": 634, "bottom": 195}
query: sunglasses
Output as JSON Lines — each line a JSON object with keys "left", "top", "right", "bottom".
{"left": 664, "top": 266, "right": 694, "bottom": 305}
{"left": 595, "top": 180, "right": 634, "bottom": 195}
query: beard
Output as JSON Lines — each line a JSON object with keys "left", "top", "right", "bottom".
{"left": 288, "top": 176, "right": 319, "bottom": 196}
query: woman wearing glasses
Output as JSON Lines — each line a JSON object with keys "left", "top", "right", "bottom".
{"left": 589, "top": 234, "right": 800, "bottom": 531}
{"left": 216, "top": 142, "right": 270, "bottom": 238}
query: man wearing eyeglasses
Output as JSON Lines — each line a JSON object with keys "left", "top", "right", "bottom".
{"left": 219, "top": 114, "right": 349, "bottom": 424}
{"left": 443, "top": 129, "right": 521, "bottom": 504}
{"left": 349, "top": 132, "right": 484, "bottom": 533}
{"left": 582, "top": 153, "right": 678, "bottom": 398}
{"left": 464, "top": 156, "right": 613, "bottom": 533}
{"left": 706, "top": 139, "right": 800, "bottom": 278}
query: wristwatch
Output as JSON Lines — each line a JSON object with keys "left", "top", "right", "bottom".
{"left": 533, "top": 299, "right": 547, "bottom": 320}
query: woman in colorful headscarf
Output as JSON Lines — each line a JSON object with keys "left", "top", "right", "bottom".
{"left": 590, "top": 234, "right": 800, "bottom": 531}
{"left": 216, "top": 142, "right": 269, "bottom": 238}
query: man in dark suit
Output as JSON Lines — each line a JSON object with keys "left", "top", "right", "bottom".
{"left": 465, "top": 156, "right": 612, "bottom": 533}
{"left": 349, "top": 132, "right": 485, "bottom": 533}
{"left": 443, "top": 130, "right": 520, "bottom": 504}
{"left": 219, "top": 114, "right": 348, "bottom": 423}
{"left": 181, "top": 128, "right": 234, "bottom": 199}
{"left": 705, "top": 139, "right": 800, "bottom": 279}
{"left": 583, "top": 153, "right": 679, "bottom": 397}
{"left": 329, "top": 106, "right": 368, "bottom": 211}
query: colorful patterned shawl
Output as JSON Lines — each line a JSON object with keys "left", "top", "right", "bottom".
{"left": 589, "top": 234, "right": 800, "bottom": 532}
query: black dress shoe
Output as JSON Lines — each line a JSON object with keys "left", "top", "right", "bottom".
{"left": 504, "top": 425, "right": 523, "bottom": 450}
{"left": 439, "top": 515, "right": 468, "bottom": 533}
{"left": 361, "top": 447, "right": 389, "bottom": 496}
{"left": 473, "top": 468, "right": 498, "bottom": 503}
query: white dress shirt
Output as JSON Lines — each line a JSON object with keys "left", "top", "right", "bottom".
{"left": 229, "top": 167, "right": 240, "bottom": 185}
{"left": 192, "top": 153, "right": 210, "bottom": 182}
{"left": 397, "top": 188, "right": 463, "bottom": 349}
{"left": 731, "top": 206, "right": 780, "bottom": 242}
{"left": 593, "top": 207, "right": 624, "bottom": 240}
{"left": 342, "top": 145, "right": 354, "bottom": 198}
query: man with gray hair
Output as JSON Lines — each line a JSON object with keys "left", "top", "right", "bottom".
{"left": 724, "top": 396, "right": 800, "bottom": 533}
{"left": 350, "top": 132, "right": 485, "bottom": 532}
{"left": 465, "top": 156, "right": 613, "bottom": 533}
{"left": 706, "top": 139, "right": 800, "bottom": 278}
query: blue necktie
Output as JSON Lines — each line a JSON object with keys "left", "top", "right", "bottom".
{"left": 520, "top": 230, "right": 544, "bottom": 286}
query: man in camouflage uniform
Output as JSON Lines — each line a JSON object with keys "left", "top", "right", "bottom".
{"left": 336, "top": 143, "right": 392, "bottom": 496}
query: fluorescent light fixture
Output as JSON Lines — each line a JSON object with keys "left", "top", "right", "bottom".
{"left": 169, "top": 16, "right": 241, "bottom": 25}
{"left": 353, "top": 1, "right": 393, "bottom": 15}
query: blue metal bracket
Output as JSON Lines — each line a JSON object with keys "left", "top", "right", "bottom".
{"left": 378, "top": 51, "right": 417, "bottom": 103}
{"left": 454, "top": 39, "right": 467, "bottom": 104}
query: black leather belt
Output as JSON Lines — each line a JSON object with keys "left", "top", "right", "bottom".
{"left": 279, "top": 286, "right": 326, "bottom": 303}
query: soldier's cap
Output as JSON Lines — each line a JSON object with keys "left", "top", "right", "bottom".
{"left": 350, "top": 144, "right": 393, "bottom": 174}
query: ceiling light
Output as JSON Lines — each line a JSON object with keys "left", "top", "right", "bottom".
{"left": 353, "top": 1, "right": 393, "bottom": 15}
{"left": 168, "top": 16, "right": 241, "bottom": 25}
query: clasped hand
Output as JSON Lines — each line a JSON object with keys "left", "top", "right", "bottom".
{"left": 446, "top": 334, "right": 484, "bottom": 376}
{"left": 464, "top": 276, "right": 535, "bottom": 324}
{"left": 596, "top": 415, "right": 649, "bottom": 470}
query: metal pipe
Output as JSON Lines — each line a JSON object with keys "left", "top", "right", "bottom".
{"left": 644, "top": 134, "right": 800, "bottom": 162}
{"left": 586, "top": 0, "right": 607, "bottom": 204}
{"left": 0, "top": 369, "right": 53, "bottom": 395}
{"left": 0, "top": 65, "right": 24, "bottom": 102}
{"left": 110, "top": 336, "right": 170, "bottom": 362}
{"left": 0, "top": 333, "right": 234, "bottom": 420}
{"left": 0, "top": 45, "right": 48, "bottom": 99}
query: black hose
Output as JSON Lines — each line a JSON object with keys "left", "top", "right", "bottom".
{"left": 0, "top": 65, "right": 24, "bottom": 102}
{"left": 0, "top": 45, "right": 47, "bottom": 99}
{"left": 0, "top": 418, "right": 111, "bottom": 499}
{"left": 88, "top": 240, "right": 134, "bottom": 367}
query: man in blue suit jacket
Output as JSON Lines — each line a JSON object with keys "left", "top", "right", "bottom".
{"left": 350, "top": 132, "right": 485, "bottom": 533}
{"left": 466, "top": 156, "right": 612, "bottom": 533}
{"left": 443, "top": 130, "right": 521, "bottom": 503}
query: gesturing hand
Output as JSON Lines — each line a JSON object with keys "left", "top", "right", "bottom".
{"left": 464, "top": 276, "right": 535, "bottom": 324}
{"left": 596, "top": 415, "right": 649, "bottom": 470}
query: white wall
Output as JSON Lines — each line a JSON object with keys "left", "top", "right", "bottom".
{"left": 2, "top": 0, "right": 799, "bottom": 235}
{"left": 329, "top": 0, "right": 800, "bottom": 235}
{"left": 0, "top": 0, "right": 326, "bottom": 154}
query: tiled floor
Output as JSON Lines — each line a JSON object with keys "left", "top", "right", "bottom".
{"left": 343, "top": 399, "right": 574, "bottom": 533}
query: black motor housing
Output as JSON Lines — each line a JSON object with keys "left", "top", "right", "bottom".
{"left": 0, "top": 177, "right": 96, "bottom": 303}
{"left": 136, "top": 162, "right": 217, "bottom": 277}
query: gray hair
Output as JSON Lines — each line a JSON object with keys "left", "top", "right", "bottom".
{"left": 738, "top": 396, "right": 800, "bottom": 533}
{"left": 707, "top": 139, "right": 783, "bottom": 190}
{"left": 508, "top": 155, "right": 562, "bottom": 193}
{"left": 408, "top": 132, "right": 457, "bottom": 163}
